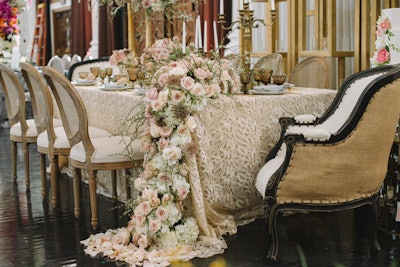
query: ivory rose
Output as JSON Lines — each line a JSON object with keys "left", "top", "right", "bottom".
{"left": 162, "top": 146, "right": 182, "bottom": 166}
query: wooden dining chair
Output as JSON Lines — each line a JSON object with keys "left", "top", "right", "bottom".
{"left": 0, "top": 63, "right": 38, "bottom": 188}
{"left": 42, "top": 66, "right": 144, "bottom": 230}
{"left": 288, "top": 56, "right": 330, "bottom": 88}
{"left": 253, "top": 53, "right": 283, "bottom": 75}
{"left": 20, "top": 62, "right": 112, "bottom": 207}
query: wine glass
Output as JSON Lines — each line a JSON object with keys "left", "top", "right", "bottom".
{"left": 99, "top": 69, "right": 107, "bottom": 85}
{"left": 105, "top": 67, "right": 113, "bottom": 83}
{"left": 127, "top": 68, "right": 138, "bottom": 84}
{"left": 253, "top": 68, "right": 263, "bottom": 86}
{"left": 240, "top": 71, "right": 251, "bottom": 94}
{"left": 90, "top": 67, "right": 100, "bottom": 81}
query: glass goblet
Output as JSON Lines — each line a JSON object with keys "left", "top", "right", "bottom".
{"left": 99, "top": 69, "right": 107, "bottom": 85}
{"left": 105, "top": 67, "right": 113, "bottom": 82}
{"left": 126, "top": 68, "right": 138, "bottom": 84}
{"left": 90, "top": 67, "right": 100, "bottom": 81}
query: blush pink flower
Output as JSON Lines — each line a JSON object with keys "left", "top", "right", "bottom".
{"left": 160, "top": 126, "right": 173, "bottom": 138}
{"left": 376, "top": 48, "right": 390, "bottom": 63}
{"left": 146, "top": 87, "right": 159, "bottom": 100}
{"left": 180, "top": 76, "right": 195, "bottom": 90}
{"left": 155, "top": 206, "right": 168, "bottom": 221}
{"left": 379, "top": 18, "right": 391, "bottom": 31}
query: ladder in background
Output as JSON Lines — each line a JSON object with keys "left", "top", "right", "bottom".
{"left": 31, "top": 3, "right": 47, "bottom": 66}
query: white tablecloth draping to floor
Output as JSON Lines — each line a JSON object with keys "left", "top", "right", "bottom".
{"left": 72, "top": 86, "right": 337, "bottom": 238}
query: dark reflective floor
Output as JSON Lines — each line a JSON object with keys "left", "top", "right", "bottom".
{"left": 1, "top": 127, "right": 400, "bottom": 267}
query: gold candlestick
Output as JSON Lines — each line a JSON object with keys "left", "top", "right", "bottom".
{"left": 218, "top": 2, "right": 276, "bottom": 94}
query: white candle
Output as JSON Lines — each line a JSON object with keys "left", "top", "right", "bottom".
{"left": 271, "top": 0, "right": 275, "bottom": 10}
{"left": 198, "top": 16, "right": 203, "bottom": 49}
{"left": 204, "top": 20, "right": 208, "bottom": 53}
{"left": 195, "top": 16, "right": 199, "bottom": 51}
{"left": 219, "top": 0, "right": 224, "bottom": 14}
{"left": 182, "top": 21, "right": 186, "bottom": 53}
{"left": 213, "top": 20, "right": 218, "bottom": 50}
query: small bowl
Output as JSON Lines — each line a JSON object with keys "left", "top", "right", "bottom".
{"left": 79, "top": 71, "right": 89, "bottom": 79}
{"left": 272, "top": 74, "right": 287, "bottom": 85}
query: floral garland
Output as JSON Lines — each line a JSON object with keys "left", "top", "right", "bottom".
{"left": 371, "top": 14, "right": 399, "bottom": 66}
{"left": 81, "top": 38, "right": 240, "bottom": 266}
{"left": 0, "top": 0, "right": 31, "bottom": 53}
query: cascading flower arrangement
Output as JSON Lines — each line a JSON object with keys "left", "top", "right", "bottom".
{"left": 371, "top": 14, "right": 399, "bottom": 66}
{"left": 81, "top": 37, "right": 240, "bottom": 266}
{"left": 0, "top": 0, "right": 31, "bottom": 54}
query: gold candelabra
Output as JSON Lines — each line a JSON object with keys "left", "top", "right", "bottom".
{"left": 218, "top": 2, "right": 276, "bottom": 93}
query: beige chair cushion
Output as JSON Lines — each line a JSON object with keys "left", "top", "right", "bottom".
{"left": 10, "top": 119, "right": 38, "bottom": 137}
{"left": 37, "top": 126, "right": 112, "bottom": 149}
{"left": 70, "top": 136, "right": 143, "bottom": 164}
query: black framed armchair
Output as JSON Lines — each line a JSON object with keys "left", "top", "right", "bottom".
{"left": 255, "top": 65, "right": 400, "bottom": 261}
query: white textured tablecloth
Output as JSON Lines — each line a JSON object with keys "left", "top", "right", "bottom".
{"left": 73, "top": 86, "right": 336, "bottom": 237}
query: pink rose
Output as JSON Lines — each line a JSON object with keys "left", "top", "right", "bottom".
{"left": 135, "top": 215, "right": 146, "bottom": 226}
{"left": 190, "top": 83, "right": 206, "bottom": 96}
{"left": 177, "top": 188, "right": 188, "bottom": 200}
{"left": 146, "top": 87, "right": 159, "bottom": 100}
{"left": 137, "top": 235, "right": 148, "bottom": 248}
{"left": 158, "top": 137, "right": 169, "bottom": 150}
{"left": 380, "top": 18, "right": 391, "bottom": 31}
{"left": 171, "top": 90, "right": 185, "bottom": 103}
{"left": 149, "top": 219, "right": 162, "bottom": 233}
{"left": 157, "top": 172, "right": 172, "bottom": 182}
{"left": 180, "top": 76, "right": 195, "bottom": 90}
{"left": 194, "top": 67, "right": 209, "bottom": 80}
{"left": 155, "top": 206, "right": 168, "bottom": 221}
{"left": 158, "top": 73, "right": 169, "bottom": 87}
{"left": 151, "top": 99, "right": 165, "bottom": 112}
{"left": 160, "top": 126, "right": 173, "bottom": 138}
{"left": 376, "top": 48, "right": 390, "bottom": 63}
{"left": 134, "top": 201, "right": 152, "bottom": 216}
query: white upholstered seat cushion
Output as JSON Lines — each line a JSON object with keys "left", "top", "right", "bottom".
{"left": 294, "top": 114, "right": 316, "bottom": 124}
{"left": 256, "top": 143, "right": 287, "bottom": 196}
{"left": 10, "top": 119, "right": 38, "bottom": 137}
{"left": 37, "top": 126, "right": 112, "bottom": 149}
{"left": 70, "top": 136, "right": 143, "bottom": 164}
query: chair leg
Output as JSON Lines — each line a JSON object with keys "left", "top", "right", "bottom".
{"left": 39, "top": 153, "right": 47, "bottom": 198}
{"left": 88, "top": 170, "right": 98, "bottom": 230}
{"left": 267, "top": 206, "right": 279, "bottom": 261}
{"left": 11, "top": 141, "right": 17, "bottom": 181}
{"left": 23, "top": 142, "right": 30, "bottom": 189}
{"left": 366, "top": 202, "right": 381, "bottom": 253}
{"left": 111, "top": 170, "right": 117, "bottom": 200}
{"left": 72, "top": 167, "right": 81, "bottom": 219}
{"left": 50, "top": 155, "right": 59, "bottom": 208}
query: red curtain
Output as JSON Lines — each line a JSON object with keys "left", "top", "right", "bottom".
{"left": 70, "top": 0, "right": 92, "bottom": 58}
{"left": 198, "top": 0, "right": 231, "bottom": 53}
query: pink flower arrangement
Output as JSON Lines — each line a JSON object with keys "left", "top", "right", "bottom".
{"left": 371, "top": 15, "right": 398, "bottom": 66}
{"left": 0, "top": 0, "right": 31, "bottom": 53}
{"left": 81, "top": 38, "right": 240, "bottom": 266}
{"left": 109, "top": 48, "right": 138, "bottom": 67}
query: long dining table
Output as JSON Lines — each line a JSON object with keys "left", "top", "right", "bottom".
{"left": 71, "top": 84, "right": 337, "bottom": 239}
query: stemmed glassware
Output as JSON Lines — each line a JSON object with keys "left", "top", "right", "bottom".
{"left": 105, "top": 67, "right": 113, "bottom": 83}
{"left": 90, "top": 67, "right": 100, "bottom": 82}
{"left": 99, "top": 69, "right": 107, "bottom": 85}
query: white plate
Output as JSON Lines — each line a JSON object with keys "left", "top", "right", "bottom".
{"left": 249, "top": 90, "right": 286, "bottom": 95}
{"left": 72, "top": 80, "right": 96, "bottom": 86}
{"left": 98, "top": 84, "right": 132, "bottom": 91}
{"left": 253, "top": 84, "right": 286, "bottom": 92}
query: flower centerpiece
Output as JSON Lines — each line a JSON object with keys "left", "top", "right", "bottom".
{"left": 109, "top": 48, "right": 139, "bottom": 74}
{"left": 0, "top": 0, "right": 31, "bottom": 54}
{"left": 371, "top": 14, "right": 399, "bottom": 66}
{"left": 81, "top": 37, "right": 240, "bottom": 266}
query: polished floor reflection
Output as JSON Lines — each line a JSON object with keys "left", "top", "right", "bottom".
{"left": 0, "top": 127, "right": 400, "bottom": 267}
